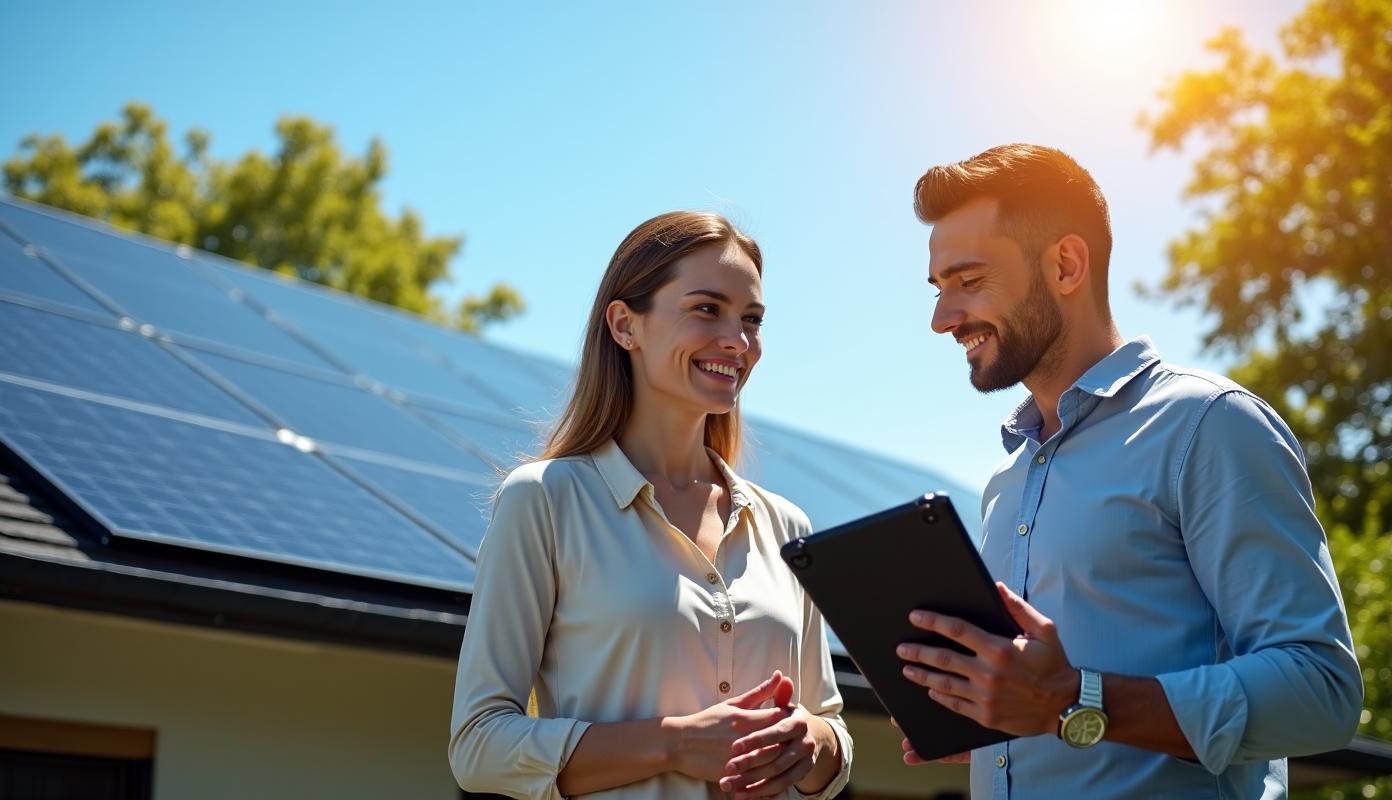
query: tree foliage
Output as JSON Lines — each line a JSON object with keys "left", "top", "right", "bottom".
{"left": 3, "top": 102, "right": 521, "bottom": 332}
{"left": 1142, "top": 0, "right": 1391, "bottom": 795}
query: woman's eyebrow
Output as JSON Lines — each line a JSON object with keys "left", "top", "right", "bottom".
{"left": 685, "top": 289, "right": 765, "bottom": 312}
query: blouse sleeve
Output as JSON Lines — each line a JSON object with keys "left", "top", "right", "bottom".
{"left": 447, "top": 466, "right": 591, "bottom": 799}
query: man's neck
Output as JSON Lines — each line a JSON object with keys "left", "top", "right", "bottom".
{"left": 1026, "top": 324, "right": 1125, "bottom": 441}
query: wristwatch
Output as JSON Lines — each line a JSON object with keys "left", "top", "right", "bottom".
{"left": 1058, "top": 668, "right": 1108, "bottom": 748}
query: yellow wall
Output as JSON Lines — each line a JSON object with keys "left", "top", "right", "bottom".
{"left": 0, "top": 600, "right": 460, "bottom": 800}
{"left": 0, "top": 600, "right": 967, "bottom": 799}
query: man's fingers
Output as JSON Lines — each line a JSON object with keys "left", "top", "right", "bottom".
{"left": 905, "top": 610, "right": 1004, "bottom": 659}
{"left": 897, "top": 642, "right": 977, "bottom": 678}
{"left": 997, "top": 582, "right": 1057, "bottom": 641}
{"left": 902, "top": 738, "right": 969, "bottom": 765}
{"left": 900, "top": 663, "right": 980, "bottom": 701}
{"left": 729, "top": 670, "right": 784, "bottom": 709}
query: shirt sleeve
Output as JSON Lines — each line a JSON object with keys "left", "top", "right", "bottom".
{"left": 1155, "top": 390, "right": 1363, "bottom": 774}
{"left": 447, "top": 467, "right": 591, "bottom": 799}
{"left": 793, "top": 515, "right": 854, "bottom": 800}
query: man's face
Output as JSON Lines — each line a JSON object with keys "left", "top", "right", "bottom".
{"left": 927, "top": 196, "right": 1063, "bottom": 393}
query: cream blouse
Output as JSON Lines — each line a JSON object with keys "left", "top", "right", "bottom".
{"left": 448, "top": 439, "right": 852, "bottom": 799}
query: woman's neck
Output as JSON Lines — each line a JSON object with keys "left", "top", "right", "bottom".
{"left": 617, "top": 392, "right": 716, "bottom": 486}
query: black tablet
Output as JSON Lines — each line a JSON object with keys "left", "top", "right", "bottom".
{"left": 780, "top": 493, "right": 1021, "bottom": 760}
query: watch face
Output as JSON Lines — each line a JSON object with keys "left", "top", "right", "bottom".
{"left": 1062, "top": 708, "right": 1107, "bottom": 748}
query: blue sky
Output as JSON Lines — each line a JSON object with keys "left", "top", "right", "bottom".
{"left": 1, "top": 0, "right": 1306, "bottom": 489}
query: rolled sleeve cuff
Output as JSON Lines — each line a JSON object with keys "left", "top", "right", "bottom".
{"left": 542, "top": 718, "right": 592, "bottom": 800}
{"left": 1157, "top": 664, "right": 1249, "bottom": 775}
{"left": 798, "top": 716, "right": 853, "bottom": 800}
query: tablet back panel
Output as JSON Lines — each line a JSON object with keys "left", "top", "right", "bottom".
{"left": 781, "top": 493, "right": 1021, "bottom": 760}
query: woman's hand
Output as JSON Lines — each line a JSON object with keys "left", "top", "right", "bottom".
{"left": 720, "top": 675, "right": 839, "bottom": 799}
{"left": 666, "top": 671, "right": 796, "bottom": 783}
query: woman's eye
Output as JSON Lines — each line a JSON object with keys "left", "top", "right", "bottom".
{"left": 693, "top": 303, "right": 719, "bottom": 315}
{"left": 744, "top": 315, "right": 764, "bottom": 327}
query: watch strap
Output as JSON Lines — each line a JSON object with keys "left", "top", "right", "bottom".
{"left": 1078, "top": 668, "right": 1103, "bottom": 710}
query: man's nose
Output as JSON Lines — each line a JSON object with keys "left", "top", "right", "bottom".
{"left": 931, "top": 297, "right": 962, "bottom": 335}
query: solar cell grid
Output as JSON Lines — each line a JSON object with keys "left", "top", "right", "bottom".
{"left": 0, "top": 200, "right": 335, "bottom": 370}
{"left": 331, "top": 454, "right": 493, "bottom": 557}
{"left": 198, "top": 256, "right": 556, "bottom": 413}
{"left": 0, "top": 377, "right": 476, "bottom": 590}
{"left": 183, "top": 346, "right": 496, "bottom": 475}
{"left": 0, "top": 300, "right": 265, "bottom": 426}
{"left": 0, "top": 228, "right": 113, "bottom": 315}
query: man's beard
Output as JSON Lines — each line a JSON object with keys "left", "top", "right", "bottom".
{"left": 969, "top": 269, "right": 1063, "bottom": 393}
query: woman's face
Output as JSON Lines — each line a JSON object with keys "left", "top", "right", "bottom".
{"left": 620, "top": 241, "right": 764, "bottom": 417}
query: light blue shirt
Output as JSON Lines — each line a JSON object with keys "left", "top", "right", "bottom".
{"left": 971, "top": 337, "right": 1362, "bottom": 799}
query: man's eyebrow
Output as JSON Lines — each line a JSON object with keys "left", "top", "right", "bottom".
{"left": 685, "top": 289, "right": 765, "bottom": 312}
{"left": 927, "top": 260, "right": 988, "bottom": 287}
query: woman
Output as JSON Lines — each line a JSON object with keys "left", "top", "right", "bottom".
{"left": 449, "top": 212, "right": 852, "bottom": 799}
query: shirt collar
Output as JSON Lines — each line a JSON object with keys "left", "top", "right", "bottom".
{"left": 1000, "top": 336, "right": 1161, "bottom": 450}
{"left": 591, "top": 439, "right": 754, "bottom": 515}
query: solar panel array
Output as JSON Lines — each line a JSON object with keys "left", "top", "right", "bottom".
{"left": 0, "top": 197, "right": 980, "bottom": 595}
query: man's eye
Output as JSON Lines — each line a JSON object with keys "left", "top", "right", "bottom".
{"left": 960, "top": 277, "right": 982, "bottom": 289}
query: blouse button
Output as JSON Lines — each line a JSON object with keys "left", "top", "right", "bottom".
{"left": 719, "top": 681, "right": 731, "bottom": 693}
{"left": 706, "top": 573, "right": 719, "bottom": 585}
{"left": 720, "top": 621, "right": 732, "bottom": 633}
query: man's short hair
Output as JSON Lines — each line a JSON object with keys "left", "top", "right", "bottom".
{"left": 914, "top": 144, "right": 1113, "bottom": 307}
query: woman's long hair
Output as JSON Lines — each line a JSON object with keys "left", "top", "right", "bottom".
{"left": 540, "top": 211, "right": 762, "bottom": 465}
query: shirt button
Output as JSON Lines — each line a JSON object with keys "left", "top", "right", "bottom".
{"left": 706, "top": 573, "right": 719, "bottom": 585}
{"left": 1036, "top": 454, "right": 1047, "bottom": 464}
{"left": 720, "top": 621, "right": 732, "bottom": 633}
{"left": 996, "top": 754, "right": 1007, "bottom": 768}
{"left": 1017, "top": 523, "right": 1029, "bottom": 535}
{"left": 719, "top": 681, "right": 731, "bottom": 693}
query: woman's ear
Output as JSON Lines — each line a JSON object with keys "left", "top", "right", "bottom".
{"left": 606, "top": 299, "right": 639, "bottom": 350}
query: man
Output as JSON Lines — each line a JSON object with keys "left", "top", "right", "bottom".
{"left": 897, "top": 144, "right": 1362, "bottom": 798}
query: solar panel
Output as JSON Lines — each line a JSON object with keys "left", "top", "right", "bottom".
{"left": 0, "top": 200, "right": 336, "bottom": 371}
{"left": 181, "top": 346, "right": 497, "bottom": 474}
{"left": 412, "top": 402, "right": 544, "bottom": 468}
{"left": 0, "top": 299, "right": 265, "bottom": 426}
{"left": 198, "top": 256, "right": 561, "bottom": 414}
{"left": 330, "top": 454, "right": 493, "bottom": 556}
{"left": 0, "top": 226, "right": 112, "bottom": 315}
{"left": 0, "top": 376, "right": 476, "bottom": 590}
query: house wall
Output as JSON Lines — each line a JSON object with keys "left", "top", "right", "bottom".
{"left": 0, "top": 600, "right": 967, "bottom": 799}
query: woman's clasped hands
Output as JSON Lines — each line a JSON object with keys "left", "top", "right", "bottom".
{"left": 668, "top": 670, "right": 833, "bottom": 799}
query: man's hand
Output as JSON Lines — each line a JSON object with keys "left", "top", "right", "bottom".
{"left": 891, "top": 716, "right": 969, "bottom": 766}
{"left": 897, "top": 582, "right": 1078, "bottom": 738}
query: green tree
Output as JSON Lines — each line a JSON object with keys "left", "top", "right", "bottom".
{"left": 3, "top": 102, "right": 521, "bottom": 332}
{"left": 1141, "top": 0, "right": 1391, "bottom": 796}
